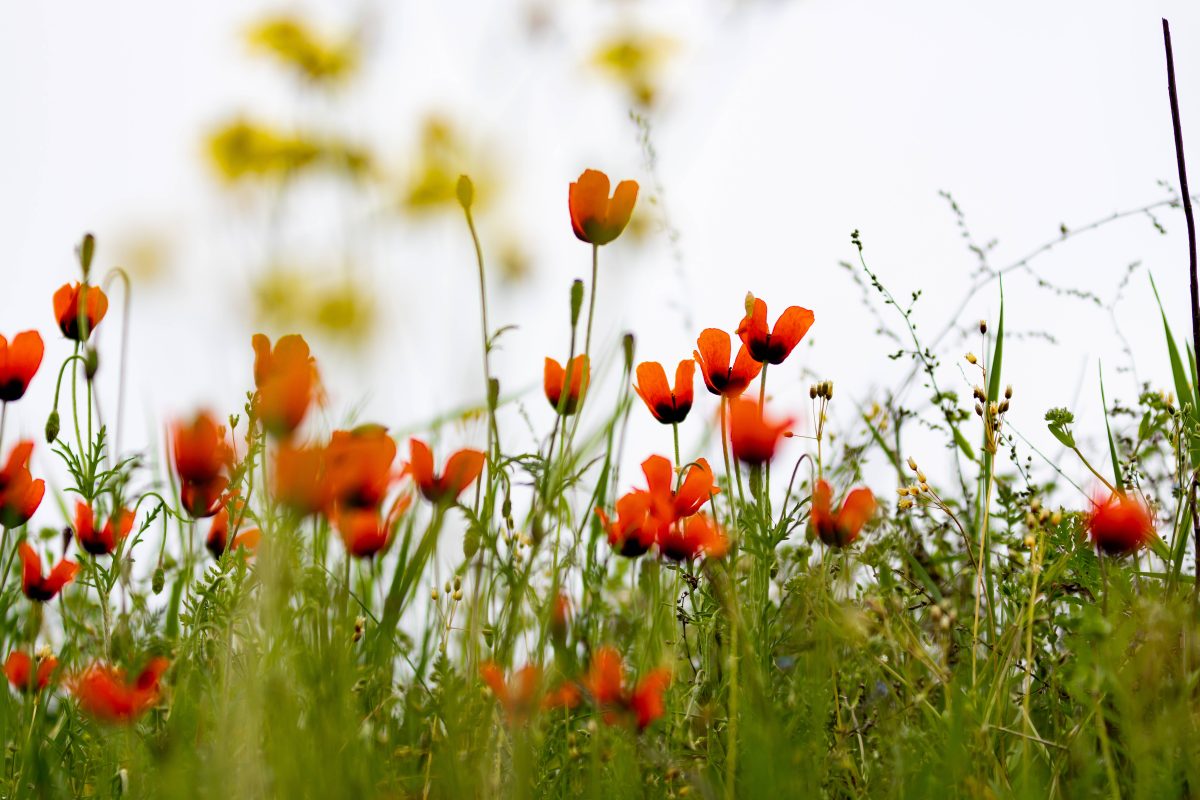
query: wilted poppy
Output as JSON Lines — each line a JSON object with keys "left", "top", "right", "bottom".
{"left": 205, "top": 506, "right": 261, "bottom": 559}
{"left": 736, "top": 297, "right": 814, "bottom": 365}
{"left": 4, "top": 651, "right": 57, "bottom": 693}
{"left": 0, "top": 441, "right": 46, "bottom": 529}
{"left": 1087, "top": 491, "right": 1154, "bottom": 556}
{"left": 568, "top": 169, "right": 638, "bottom": 246}
{"left": 73, "top": 658, "right": 169, "bottom": 723}
{"left": 325, "top": 426, "right": 397, "bottom": 510}
{"left": 596, "top": 491, "right": 661, "bottom": 558}
{"left": 407, "top": 438, "right": 485, "bottom": 505}
{"left": 634, "top": 360, "right": 694, "bottom": 425}
{"left": 0, "top": 331, "right": 44, "bottom": 402}
{"left": 544, "top": 355, "right": 589, "bottom": 415}
{"left": 694, "top": 329, "right": 762, "bottom": 398}
{"left": 729, "top": 398, "right": 793, "bottom": 466}
{"left": 274, "top": 442, "right": 330, "bottom": 516}
{"left": 20, "top": 542, "right": 78, "bottom": 601}
{"left": 583, "top": 646, "right": 670, "bottom": 730}
{"left": 658, "top": 513, "right": 728, "bottom": 562}
{"left": 74, "top": 502, "right": 134, "bottom": 556}
{"left": 251, "top": 333, "right": 320, "bottom": 438}
{"left": 640, "top": 454, "right": 720, "bottom": 521}
{"left": 810, "top": 480, "right": 876, "bottom": 547}
{"left": 53, "top": 283, "right": 109, "bottom": 341}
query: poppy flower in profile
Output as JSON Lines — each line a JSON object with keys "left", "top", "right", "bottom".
{"left": 694, "top": 329, "right": 763, "bottom": 398}
{"left": 73, "top": 657, "right": 169, "bottom": 723}
{"left": 544, "top": 355, "right": 590, "bottom": 415}
{"left": 0, "top": 441, "right": 46, "bottom": 529}
{"left": 810, "top": 480, "right": 876, "bottom": 548}
{"left": 728, "top": 398, "right": 793, "bottom": 466}
{"left": 274, "top": 443, "right": 331, "bottom": 516}
{"left": 332, "top": 494, "right": 411, "bottom": 558}
{"left": 596, "top": 491, "right": 661, "bottom": 558}
{"left": 658, "top": 513, "right": 728, "bottom": 562}
{"left": 251, "top": 333, "right": 321, "bottom": 439}
{"left": 5, "top": 651, "right": 57, "bottom": 693}
{"left": 20, "top": 542, "right": 78, "bottom": 602}
{"left": 172, "top": 412, "right": 231, "bottom": 518}
{"left": 407, "top": 438, "right": 485, "bottom": 505}
{"left": 640, "top": 455, "right": 720, "bottom": 521}
{"left": 568, "top": 169, "right": 639, "bottom": 246}
{"left": 53, "top": 283, "right": 109, "bottom": 341}
{"left": 74, "top": 502, "right": 134, "bottom": 556}
{"left": 634, "top": 360, "right": 694, "bottom": 425}
{"left": 0, "top": 331, "right": 44, "bottom": 402}
{"left": 1087, "top": 491, "right": 1154, "bottom": 556}
{"left": 324, "top": 426, "right": 397, "bottom": 510}
{"left": 736, "top": 297, "right": 815, "bottom": 365}
{"left": 583, "top": 646, "right": 670, "bottom": 731}
{"left": 205, "top": 506, "right": 261, "bottom": 560}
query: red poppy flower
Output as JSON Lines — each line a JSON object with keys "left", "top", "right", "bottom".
{"left": 73, "top": 658, "right": 169, "bottom": 723}
{"left": 325, "top": 426, "right": 397, "bottom": 510}
{"left": 5, "top": 651, "right": 57, "bottom": 693}
{"left": 568, "top": 169, "right": 639, "bottom": 246}
{"left": 0, "top": 441, "right": 46, "bottom": 529}
{"left": 274, "top": 443, "right": 331, "bottom": 516}
{"left": 52, "top": 283, "right": 109, "bottom": 341}
{"left": 1087, "top": 491, "right": 1154, "bottom": 556}
{"left": 634, "top": 360, "right": 694, "bottom": 425}
{"left": 333, "top": 494, "right": 411, "bottom": 558}
{"left": 544, "top": 355, "right": 589, "bottom": 415}
{"left": 640, "top": 455, "right": 720, "bottom": 521}
{"left": 0, "top": 331, "right": 44, "bottom": 402}
{"left": 180, "top": 479, "right": 227, "bottom": 519}
{"left": 407, "top": 438, "right": 485, "bottom": 505}
{"left": 172, "top": 412, "right": 231, "bottom": 518}
{"left": 251, "top": 333, "right": 320, "bottom": 439}
{"left": 810, "top": 480, "right": 876, "bottom": 547}
{"left": 583, "top": 646, "right": 670, "bottom": 731}
{"left": 729, "top": 398, "right": 793, "bottom": 466}
{"left": 736, "top": 297, "right": 814, "bottom": 365}
{"left": 693, "top": 329, "right": 763, "bottom": 398}
{"left": 596, "top": 491, "right": 661, "bottom": 558}
{"left": 75, "top": 502, "right": 134, "bottom": 556}
{"left": 658, "top": 513, "right": 728, "bottom": 562}
{"left": 205, "top": 506, "right": 261, "bottom": 559}
{"left": 20, "top": 542, "right": 78, "bottom": 602}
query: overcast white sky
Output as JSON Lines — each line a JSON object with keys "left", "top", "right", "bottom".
{"left": 4, "top": 0, "right": 1200, "bottom": 513}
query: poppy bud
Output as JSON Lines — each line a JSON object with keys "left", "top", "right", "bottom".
{"left": 456, "top": 174, "right": 475, "bottom": 210}
{"left": 84, "top": 348, "right": 99, "bottom": 380}
{"left": 744, "top": 292, "right": 756, "bottom": 316}
{"left": 487, "top": 378, "right": 500, "bottom": 412}
{"left": 152, "top": 566, "right": 165, "bottom": 595}
{"left": 45, "top": 411, "right": 60, "bottom": 444}
{"left": 622, "top": 333, "right": 635, "bottom": 372}
{"left": 570, "top": 280, "right": 584, "bottom": 327}
{"left": 78, "top": 233, "right": 96, "bottom": 279}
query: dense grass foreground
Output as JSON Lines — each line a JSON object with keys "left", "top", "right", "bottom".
{"left": 3, "top": 161, "right": 1200, "bottom": 800}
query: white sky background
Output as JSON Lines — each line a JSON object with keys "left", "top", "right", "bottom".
{"left": 4, "top": 0, "right": 1200, "bottom": 526}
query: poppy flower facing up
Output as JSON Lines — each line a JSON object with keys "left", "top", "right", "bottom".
{"left": 583, "top": 646, "right": 670, "bottom": 731}
{"left": 634, "top": 360, "right": 694, "bottom": 424}
{"left": 736, "top": 297, "right": 815, "bottom": 365}
{"left": 810, "top": 480, "right": 876, "bottom": 548}
{"left": 729, "top": 398, "right": 793, "bottom": 466}
{"left": 657, "top": 513, "right": 728, "bottom": 562}
{"left": 251, "top": 333, "right": 320, "bottom": 439}
{"left": 544, "top": 355, "right": 590, "bottom": 415}
{"left": 407, "top": 438, "right": 485, "bottom": 505}
{"left": 20, "top": 542, "right": 78, "bottom": 602}
{"left": 1087, "top": 491, "right": 1155, "bottom": 556}
{"left": 694, "top": 329, "right": 763, "bottom": 398}
{"left": 172, "top": 412, "right": 231, "bottom": 518}
{"left": 568, "top": 169, "right": 639, "bottom": 246}
{"left": 5, "top": 651, "right": 57, "bottom": 693}
{"left": 0, "top": 331, "right": 44, "bottom": 402}
{"left": 596, "top": 491, "right": 661, "bottom": 558}
{"left": 74, "top": 502, "right": 135, "bottom": 556}
{"left": 73, "top": 658, "right": 169, "bottom": 723}
{"left": 205, "top": 507, "right": 261, "bottom": 560}
{"left": 324, "top": 426, "right": 397, "bottom": 511}
{"left": 53, "top": 282, "right": 109, "bottom": 341}
{"left": 640, "top": 455, "right": 720, "bottom": 521}
{"left": 0, "top": 441, "right": 46, "bottom": 529}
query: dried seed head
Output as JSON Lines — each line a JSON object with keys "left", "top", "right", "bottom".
{"left": 1050, "top": 511, "right": 1062, "bottom": 526}
{"left": 919, "top": 482, "right": 929, "bottom": 493}
{"left": 975, "top": 402, "right": 984, "bottom": 416}
{"left": 907, "top": 457, "right": 918, "bottom": 471}
{"left": 897, "top": 486, "right": 909, "bottom": 496}
{"left": 966, "top": 352, "right": 978, "bottom": 365}
{"left": 916, "top": 471, "right": 927, "bottom": 483}
{"left": 1004, "top": 385, "right": 1013, "bottom": 400}
{"left": 431, "top": 588, "right": 440, "bottom": 601}
{"left": 453, "top": 590, "right": 463, "bottom": 601}
{"left": 809, "top": 385, "right": 818, "bottom": 399}
{"left": 453, "top": 576, "right": 462, "bottom": 591}
{"left": 898, "top": 498, "right": 914, "bottom": 510}
{"left": 979, "top": 319, "right": 988, "bottom": 335}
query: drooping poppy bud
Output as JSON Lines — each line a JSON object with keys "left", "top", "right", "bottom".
{"left": 810, "top": 480, "right": 876, "bottom": 547}
{"left": 736, "top": 297, "right": 814, "bottom": 365}
{"left": 634, "top": 360, "right": 694, "bottom": 425}
{"left": 568, "top": 169, "right": 638, "bottom": 246}
{"left": 544, "top": 355, "right": 589, "bottom": 415}
{"left": 693, "top": 329, "right": 762, "bottom": 398}
{"left": 0, "top": 331, "right": 44, "bottom": 402}
{"left": 52, "top": 283, "right": 109, "bottom": 342}
{"left": 728, "top": 398, "right": 793, "bottom": 466}
{"left": 1087, "top": 491, "right": 1154, "bottom": 556}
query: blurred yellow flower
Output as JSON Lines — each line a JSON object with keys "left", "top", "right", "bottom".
{"left": 207, "top": 120, "right": 371, "bottom": 182}
{"left": 401, "top": 116, "right": 497, "bottom": 215}
{"left": 591, "top": 32, "right": 677, "bottom": 108}
{"left": 252, "top": 267, "right": 375, "bottom": 344}
{"left": 247, "top": 15, "right": 359, "bottom": 84}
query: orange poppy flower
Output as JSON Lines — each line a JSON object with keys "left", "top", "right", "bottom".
{"left": 568, "top": 169, "right": 639, "bottom": 246}
{"left": 583, "top": 646, "right": 670, "bottom": 730}
{"left": 596, "top": 491, "right": 661, "bottom": 558}
{"left": 0, "top": 331, "right": 44, "bottom": 402}
{"left": 5, "top": 651, "right": 57, "bottom": 693}
{"left": 20, "top": 542, "right": 78, "bottom": 602}
{"left": 251, "top": 333, "right": 320, "bottom": 439}
{"left": 333, "top": 494, "right": 411, "bottom": 558}
{"left": 640, "top": 454, "right": 720, "bottom": 521}
{"left": 74, "top": 502, "right": 134, "bottom": 556}
{"left": 205, "top": 506, "right": 261, "bottom": 559}
{"left": 53, "top": 283, "right": 108, "bottom": 341}
{"left": 693, "top": 329, "right": 763, "bottom": 398}
{"left": 172, "top": 412, "right": 231, "bottom": 518}
{"left": 407, "top": 438, "right": 485, "bottom": 505}
{"left": 1087, "top": 491, "right": 1154, "bottom": 556}
{"left": 634, "top": 360, "right": 694, "bottom": 425}
{"left": 729, "top": 398, "right": 793, "bottom": 466}
{"left": 274, "top": 442, "right": 331, "bottom": 516}
{"left": 73, "top": 658, "right": 169, "bottom": 723}
{"left": 658, "top": 513, "right": 728, "bottom": 562}
{"left": 810, "top": 480, "right": 876, "bottom": 547}
{"left": 0, "top": 441, "right": 46, "bottom": 529}
{"left": 736, "top": 297, "right": 814, "bottom": 365}
{"left": 325, "top": 426, "right": 397, "bottom": 510}
{"left": 481, "top": 662, "right": 541, "bottom": 721}
{"left": 544, "top": 355, "right": 589, "bottom": 415}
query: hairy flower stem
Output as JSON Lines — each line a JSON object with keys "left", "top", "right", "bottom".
{"left": 460, "top": 203, "right": 499, "bottom": 467}
{"left": 719, "top": 398, "right": 739, "bottom": 532}
{"left": 583, "top": 243, "right": 599, "bottom": 361}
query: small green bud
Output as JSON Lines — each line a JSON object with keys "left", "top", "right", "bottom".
{"left": 487, "top": 377, "right": 500, "bottom": 411}
{"left": 78, "top": 233, "right": 95, "bottom": 279}
{"left": 84, "top": 348, "right": 99, "bottom": 380}
{"left": 622, "top": 332, "right": 635, "bottom": 372}
{"left": 45, "top": 410, "right": 60, "bottom": 444}
{"left": 456, "top": 175, "right": 475, "bottom": 210}
{"left": 152, "top": 566, "right": 165, "bottom": 595}
{"left": 570, "top": 280, "right": 584, "bottom": 327}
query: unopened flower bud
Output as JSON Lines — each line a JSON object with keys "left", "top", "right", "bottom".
{"left": 569, "top": 280, "right": 585, "bottom": 327}
{"left": 78, "top": 233, "right": 96, "bottom": 279}
{"left": 84, "top": 348, "right": 99, "bottom": 380}
{"left": 622, "top": 332, "right": 635, "bottom": 372}
{"left": 966, "top": 352, "right": 978, "bottom": 365}
{"left": 744, "top": 292, "right": 756, "bottom": 316}
{"left": 45, "top": 411, "right": 60, "bottom": 444}
{"left": 907, "top": 457, "right": 918, "bottom": 471}
{"left": 455, "top": 174, "right": 475, "bottom": 210}
{"left": 152, "top": 566, "right": 165, "bottom": 594}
